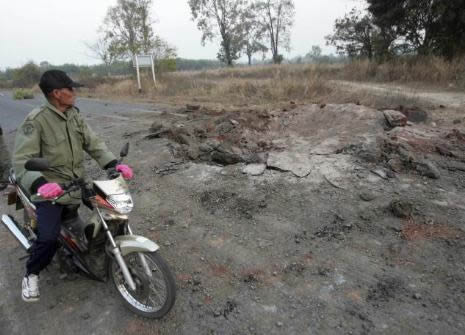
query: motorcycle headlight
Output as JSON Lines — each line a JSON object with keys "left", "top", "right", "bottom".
{"left": 106, "top": 193, "right": 134, "bottom": 214}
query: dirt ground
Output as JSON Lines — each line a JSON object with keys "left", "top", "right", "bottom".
{"left": 1, "top": 84, "right": 465, "bottom": 334}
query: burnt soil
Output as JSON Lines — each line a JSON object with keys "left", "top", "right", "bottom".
{"left": 1, "top": 98, "right": 465, "bottom": 335}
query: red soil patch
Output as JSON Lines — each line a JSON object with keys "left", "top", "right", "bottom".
{"left": 402, "top": 223, "right": 464, "bottom": 241}
{"left": 209, "top": 263, "right": 231, "bottom": 278}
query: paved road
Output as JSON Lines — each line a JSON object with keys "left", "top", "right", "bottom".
{"left": 0, "top": 90, "right": 160, "bottom": 182}
{"left": 0, "top": 90, "right": 161, "bottom": 149}
{"left": 0, "top": 91, "right": 44, "bottom": 134}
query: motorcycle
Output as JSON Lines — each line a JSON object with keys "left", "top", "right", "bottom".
{"left": 1, "top": 143, "right": 176, "bottom": 319}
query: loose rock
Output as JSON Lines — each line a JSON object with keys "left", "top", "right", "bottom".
{"left": 242, "top": 164, "right": 267, "bottom": 176}
{"left": 360, "top": 192, "right": 377, "bottom": 202}
{"left": 390, "top": 200, "right": 413, "bottom": 218}
{"left": 384, "top": 110, "right": 408, "bottom": 128}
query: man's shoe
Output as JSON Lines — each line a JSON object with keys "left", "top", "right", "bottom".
{"left": 22, "top": 274, "right": 40, "bottom": 302}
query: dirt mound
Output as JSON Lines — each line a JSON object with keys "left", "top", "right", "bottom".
{"left": 381, "top": 125, "right": 465, "bottom": 179}
{"left": 145, "top": 103, "right": 389, "bottom": 179}
{"left": 144, "top": 102, "right": 465, "bottom": 185}
{"left": 145, "top": 105, "right": 277, "bottom": 166}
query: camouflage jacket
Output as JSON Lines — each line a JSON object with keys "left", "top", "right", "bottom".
{"left": 13, "top": 102, "right": 116, "bottom": 204}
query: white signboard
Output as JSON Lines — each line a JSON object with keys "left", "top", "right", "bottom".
{"left": 133, "top": 55, "right": 153, "bottom": 68}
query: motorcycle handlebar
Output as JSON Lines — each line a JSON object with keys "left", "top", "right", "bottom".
{"left": 60, "top": 177, "right": 86, "bottom": 191}
{"left": 34, "top": 168, "right": 122, "bottom": 202}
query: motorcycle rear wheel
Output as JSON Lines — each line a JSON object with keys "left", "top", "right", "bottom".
{"left": 110, "top": 251, "right": 176, "bottom": 319}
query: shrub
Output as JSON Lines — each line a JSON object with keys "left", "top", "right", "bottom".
{"left": 13, "top": 89, "right": 34, "bottom": 100}
{"left": 12, "top": 62, "right": 41, "bottom": 88}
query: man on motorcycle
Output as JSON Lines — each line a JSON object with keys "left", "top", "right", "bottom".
{"left": 13, "top": 70, "right": 133, "bottom": 302}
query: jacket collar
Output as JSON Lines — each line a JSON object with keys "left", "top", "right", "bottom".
{"left": 45, "top": 101, "right": 75, "bottom": 120}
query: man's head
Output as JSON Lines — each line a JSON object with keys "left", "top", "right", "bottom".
{"left": 39, "top": 70, "right": 83, "bottom": 109}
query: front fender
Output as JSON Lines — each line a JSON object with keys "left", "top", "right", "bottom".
{"left": 114, "top": 235, "right": 159, "bottom": 256}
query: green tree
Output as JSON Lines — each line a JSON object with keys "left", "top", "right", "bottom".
{"left": 188, "top": 0, "right": 248, "bottom": 66}
{"left": 242, "top": 7, "right": 268, "bottom": 65}
{"left": 102, "top": 0, "right": 156, "bottom": 58}
{"left": 367, "top": 0, "right": 434, "bottom": 56}
{"left": 367, "top": 0, "right": 465, "bottom": 58}
{"left": 326, "top": 9, "right": 376, "bottom": 60}
{"left": 254, "top": 0, "right": 295, "bottom": 64}
{"left": 431, "top": 1, "right": 465, "bottom": 58}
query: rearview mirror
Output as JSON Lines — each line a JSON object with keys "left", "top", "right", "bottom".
{"left": 120, "top": 142, "right": 130, "bottom": 158}
{"left": 25, "top": 158, "right": 50, "bottom": 171}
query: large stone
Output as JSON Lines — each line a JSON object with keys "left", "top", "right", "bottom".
{"left": 384, "top": 110, "right": 408, "bottom": 127}
{"left": 242, "top": 164, "right": 267, "bottom": 176}
{"left": 267, "top": 151, "right": 312, "bottom": 178}
{"left": 390, "top": 199, "right": 413, "bottom": 218}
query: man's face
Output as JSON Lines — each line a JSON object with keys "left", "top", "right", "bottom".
{"left": 53, "top": 87, "right": 76, "bottom": 108}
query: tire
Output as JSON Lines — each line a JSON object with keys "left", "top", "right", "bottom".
{"left": 110, "top": 251, "right": 176, "bottom": 319}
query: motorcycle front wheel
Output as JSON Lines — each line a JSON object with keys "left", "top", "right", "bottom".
{"left": 110, "top": 251, "right": 176, "bottom": 319}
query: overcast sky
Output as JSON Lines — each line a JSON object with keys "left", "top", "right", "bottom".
{"left": 0, "top": 0, "right": 362, "bottom": 69}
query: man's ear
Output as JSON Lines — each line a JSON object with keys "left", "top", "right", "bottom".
{"left": 50, "top": 89, "right": 60, "bottom": 100}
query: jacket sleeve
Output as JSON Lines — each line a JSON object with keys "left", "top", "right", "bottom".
{"left": 78, "top": 116, "right": 116, "bottom": 168}
{"left": 13, "top": 118, "right": 45, "bottom": 193}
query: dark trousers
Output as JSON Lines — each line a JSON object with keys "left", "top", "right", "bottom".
{"left": 26, "top": 202, "right": 63, "bottom": 276}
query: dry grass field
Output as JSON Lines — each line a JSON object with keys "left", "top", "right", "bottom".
{"left": 86, "top": 58, "right": 465, "bottom": 110}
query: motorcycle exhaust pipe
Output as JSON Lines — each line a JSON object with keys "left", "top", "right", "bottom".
{"left": 1, "top": 214, "right": 32, "bottom": 250}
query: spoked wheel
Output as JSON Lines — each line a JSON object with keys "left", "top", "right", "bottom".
{"left": 110, "top": 251, "right": 176, "bottom": 318}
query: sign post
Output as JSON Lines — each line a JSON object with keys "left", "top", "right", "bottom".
{"left": 134, "top": 55, "right": 142, "bottom": 93}
{"left": 151, "top": 55, "right": 156, "bottom": 84}
{"left": 133, "top": 55, "right": 157, "bottom": 93}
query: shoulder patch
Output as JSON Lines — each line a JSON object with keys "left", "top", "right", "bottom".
{"left": 22, "top": 122, "right": 35, "bottom": 136}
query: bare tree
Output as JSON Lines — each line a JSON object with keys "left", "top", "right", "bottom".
{"left": 255, "top": 0, "right": 295, "bottom": 64}
{"left": 188, "top": 0, "right": 248, "bottom": 66}
{"left": 85, "top": 36, "right": 120, "bottom": 75}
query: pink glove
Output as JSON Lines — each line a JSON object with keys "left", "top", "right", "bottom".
{"left": 116, "top": 164, "right": 133, "bottom": 180}
{"left": 38, "top": 183, "right": 64, "bottom": 199}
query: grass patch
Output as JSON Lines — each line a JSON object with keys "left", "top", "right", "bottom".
{"left": 12, "top": 89, "right": 34, "bottom": 100}
{"left": 92, "top": 64, "right": 336, "bottom": 108}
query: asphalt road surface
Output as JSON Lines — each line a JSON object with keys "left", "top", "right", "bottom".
{"left": 0, "top": 90, "right": 162, "bottom": 149}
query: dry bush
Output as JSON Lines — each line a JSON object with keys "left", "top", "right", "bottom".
{"left": 93, "top": 79, "right": 140, "bottom": 96}
{"left": 12, "top": 88, "right": 34, "bottom": 100}
{"left": 339, "top": 57, "right": 465, "bottom": 88}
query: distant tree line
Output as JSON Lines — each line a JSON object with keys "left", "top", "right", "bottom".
{"left": 289, "top": 46, "right": 347, "bottom": 65}
{"left": 0, "top": 58, "right": 229, "bottom": 88}
{"left": 326, "top": 0, "right": 465, "bottom": 61}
